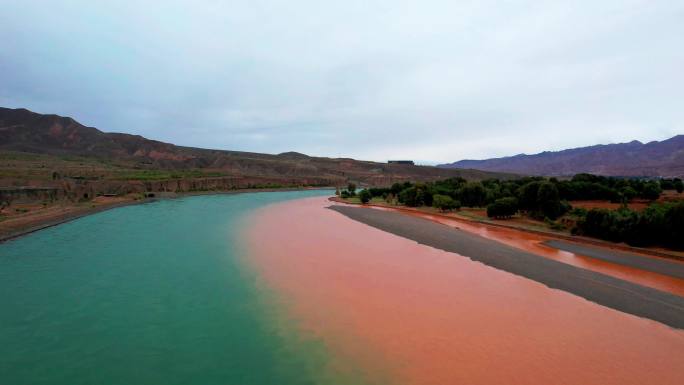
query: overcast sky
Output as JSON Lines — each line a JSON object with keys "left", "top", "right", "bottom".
{"left": 1, "top": 1, "right": 682, "bottom": 164}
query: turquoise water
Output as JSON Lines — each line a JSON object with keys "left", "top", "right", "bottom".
{"left": 0, "top": 190, "right": 345, "bottom": 385}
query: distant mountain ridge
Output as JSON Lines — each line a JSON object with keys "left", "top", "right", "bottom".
{"left": 439, "top": 136, "right": 684, "bottom": 177}
{"left": 0, "top": 107, "right": 511, "bottom": 185}
{"left": 0, "top": 107, "right": 197, "bottom": 165}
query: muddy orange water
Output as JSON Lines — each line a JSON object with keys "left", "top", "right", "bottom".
{"left": 363, "top": 205, "right": 684, "bottom": 296}
{"left": 243, "top": 196, "right": 684, "bottom": 385}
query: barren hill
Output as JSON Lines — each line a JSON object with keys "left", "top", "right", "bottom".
{"left": 0, "top": 107, "right": 509, "bottom": 194}
{"left": 439, "top": 136, "right": 684, "bottom": 177}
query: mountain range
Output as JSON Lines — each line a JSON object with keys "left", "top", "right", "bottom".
{"left": 4, "top": 106, "right": 680, "bottom": 187}
{"left": 0, "top": 107, "right": 506, "bottom": 188}
{"left": 439, "top": 136, "right": 684, "bottom": 177}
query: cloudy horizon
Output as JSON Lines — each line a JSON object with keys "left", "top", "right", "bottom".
{"left": 1, "top": 1, "right": 682, "bottom": 164}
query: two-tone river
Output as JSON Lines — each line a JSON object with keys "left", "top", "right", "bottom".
{"left": 0, "top": 191, "right": 365, "bottom": 385}
{"left": 1, "top": 191, "right": 682, "bottom": 385}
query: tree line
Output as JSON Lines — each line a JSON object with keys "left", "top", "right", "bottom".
{"left": 338, "top": 174, "right": 683, "bottom": 250}
{"left": 573, "top": 203, "right": 684, "bottom": 249}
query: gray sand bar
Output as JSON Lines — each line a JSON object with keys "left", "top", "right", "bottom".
{"left": 329, "top": 205, "right": 684, "bottom": 329}
{"left": 545, "top": 240, "right": 684, "bottom": 279}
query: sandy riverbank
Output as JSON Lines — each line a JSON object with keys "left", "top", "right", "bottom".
{"left": 0, "top": 197, "right": 147, "bottom": 243}
{"left": 243, "top": 196, "right": 684, "bottom": 385}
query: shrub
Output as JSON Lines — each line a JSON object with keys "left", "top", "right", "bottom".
{"left": 573, "top": 203, "right": 684, "bottom": 249}
{"left": 368, "top": 187, "right": 390, "bottom": 197}
{"left": 486, "top": 197, "right": 518, "bottom": 219}
{"left": 663, "top": 202, "right": 684, "bottom": 249}
{"left": 358, "top": 189, "right": 371, "bottom": 204}
{"left": 576, "top": 209, "right": 611, "bottom": 240}
{"left": 433, "top": 194, "right": 458, "bottom": 211}
{"left": 459, "top": 182, "right": 486, "bottom": 207}
{"left": 545, "top": 218, "right": 567, "bottom": 231}
{"left": 660, "top": 179, "right": 675, "bottom": 190}
{"left": 569, "top": 207, "right": 587, "bottom": 217}
{"left": 517, "top": 181, "right": 541, "bottom": 211}
{"left": 537, "top": 182, "right": 562, "bottom": 219}
{"left": 621, "top": 186, "right": 637, "bottom": 202}
{"left": 390, "top": 182, "right": 410, "bottom": 195}
{"left": 398, "top": 186, "right": 424, "bottom": 207}
{"left": 559, "top": 200, "right": 572, "bottom": 216}
{"left": 641, "top": 182, "right": 662, "bottom": 201}
{"left": 340, "top": 190, "right": 350, "bottom": 199}
{"left": 675, "top": 180, "right": 684, "bottom": 193}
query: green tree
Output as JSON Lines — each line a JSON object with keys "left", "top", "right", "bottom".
{"left": 641, "top": 182, "right": 662, "bottom": 201}
{"left": 390, "top": 182, "right": 411, "bottom": 195}
{"left": 537, "top": 182, "right": 561, "bottom": 219}
{"left": 486, "top": 197, "right": 518, "bottom": 219}
{"left": 660, "top": 179, "right": 675, "bottom": 190}
{"left": 458, "top": 182, "right": 486, "bottom": 207}
{"left": 674, "top": 179, "right": 684, "bottom": 194}
{"left": 398, "top": 186, "right": 424, "bottom": 207}
{"left": 358, "top": 189, "right": 371, "bottom": 204}
{"left": 663, "top": 202, "right": 684, "bottom": 249}
{"left": 432, "top": 194, "right": 459, "bottom": 211}
{"left": 621, "top": 186, "right": 637, "bottom": 202}
{"left": 347, "top": 183, "right": 357, "bottom": 196}
{"left": 572, "top": 204, "right": 684, "bottom": 249}
{"left": 517, "top": 181, "right": 542, "bottom": 212}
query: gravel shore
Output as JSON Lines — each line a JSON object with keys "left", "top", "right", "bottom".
{"left": 329, "top": 205, "right": 684, "bottom": 329}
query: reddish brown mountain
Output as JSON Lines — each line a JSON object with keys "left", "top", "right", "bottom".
{"left": 0, "top": 107, "right": 510, "bottom": 186}
{"left": 439, "top": 136, "right": 684, "bottom": 177}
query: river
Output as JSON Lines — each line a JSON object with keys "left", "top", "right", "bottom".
{"left": 0, "top": 190, "right": 364, "bottom": 385}
{"left": 2, "top": 191, "right": 682, "bottom": 385}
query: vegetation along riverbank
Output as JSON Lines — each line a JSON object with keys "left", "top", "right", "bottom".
{"left": 337, "top": 174, "right": 684, "bottom": 255}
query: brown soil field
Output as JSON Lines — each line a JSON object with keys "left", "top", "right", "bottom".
{"left": 571, "top": 190, "right": 684, "bottom": 211}
{"left": 570, "top": 200, "right": 649, "bottom": 211}
{"left": 661, "top": 190, "right": 684, "bottom": 201}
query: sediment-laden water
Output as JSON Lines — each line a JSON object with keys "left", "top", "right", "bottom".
{"left": 245, "top": 196, "right": 684, "bottom": 385}
{"left": 2, "top": 192, "right": 682, "bottom": 385}
{"left": 0, "top": 190, "right": 366, "bottom": 385}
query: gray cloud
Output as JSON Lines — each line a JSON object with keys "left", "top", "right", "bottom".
{"left": 1, "top": 0, "right": 682, "bottom": 163}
